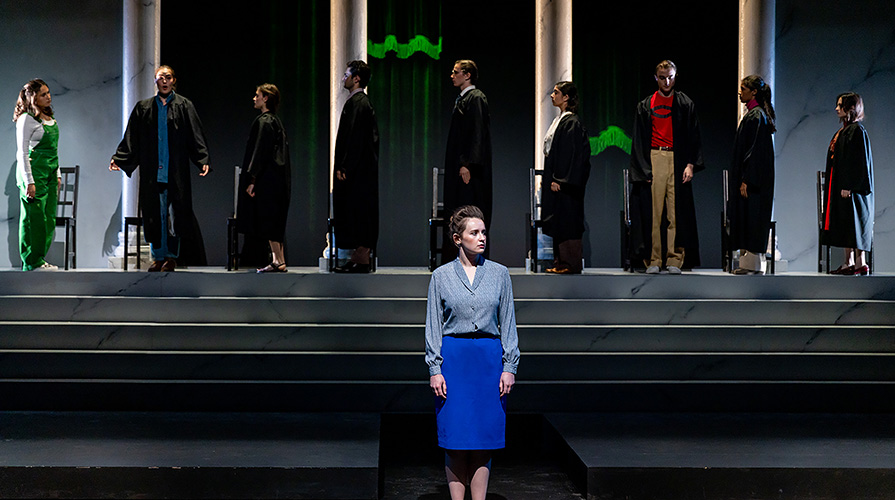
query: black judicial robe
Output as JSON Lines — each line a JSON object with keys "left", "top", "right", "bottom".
{"left": 112, "top": 93, "right": 210, "bottom": 265}
{"left": 729, "top": 106, "right": 775, "bottom": 254}
{"left": 541, "top": 113, "right": 592, "bottom": 242}
{"left": 821, "top": 122, "right": 874, "bottom": 251}
{"left": 629, "top": 90, "right": 705, "bottom": 268}
{"left": 333, "top": 91, "right": 379, "bottom": 250}
{"left": 444, "top": 88, "right": 493, "bottom": 228}
{"left": 237, "top": 111, "right": 291, "bottom": 242}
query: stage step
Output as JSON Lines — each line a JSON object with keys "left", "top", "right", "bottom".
{"left": 1, "top": 295, "right": 892, "bottom": 325}
{"left": 0, "top": 270, "right": 893, "bottom": 412}
{"left": 547, "top": 412, "right": 895, "bottom": 500}
{"left": 0, "top": 411, "right": 380, "bottom": 499}
{"left": 2, "top": 269, "right": 895, "bottom": 300}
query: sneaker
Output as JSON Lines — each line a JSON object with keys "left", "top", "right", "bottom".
{"left": 34, "top": 262, "right": 58, "bottom": 271}
{"left": 667, "top": 266, "right": 682, "bottom": 275}
{"left": 646, "top": 265, "right": 660, "bottom": 274}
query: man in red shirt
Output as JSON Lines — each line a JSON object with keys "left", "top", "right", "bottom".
{"left": 629, "top": 60, "right": 704, "bottom": 274}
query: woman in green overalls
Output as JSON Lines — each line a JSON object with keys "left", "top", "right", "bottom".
{"left": 13, "top": 79, "right": 61, "bottom": 271}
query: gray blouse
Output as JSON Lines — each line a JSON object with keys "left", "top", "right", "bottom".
{"left": 425, "top": 258, "right": 520, "bottom": 376}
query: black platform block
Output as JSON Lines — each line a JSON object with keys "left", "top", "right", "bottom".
{"left": 547, "top": 412, "right": 895, "bottom": 500}
{"left": 0, "top": 412, "right": 380, "bottom": 499}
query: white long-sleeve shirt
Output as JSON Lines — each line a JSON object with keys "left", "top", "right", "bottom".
{"left": 16, "top": 113, "right": 60, "bottom": 185}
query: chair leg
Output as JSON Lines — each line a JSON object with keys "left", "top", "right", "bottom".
{"left": 71, "top": 222, "right": 76, "bottom": 269}
{"left": 63, "top": 221, "right": 70, "bottom": 271}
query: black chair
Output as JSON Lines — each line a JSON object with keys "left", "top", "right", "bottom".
{"left": 227, "top": 166, "right": 240, "bottom": 271}
{"left": 816, "top": 170, "right": 872, "bottom": 274}
{"left": 620, "top": 169, "right": 633, "bottom": 272}
{"left": 123, "top": 215, "right": 143, "bottom": 270}
{"left": 528, "top": 167, "right": 546, "bottom": 273}
{"left": 428, "top": 167, "right": 445, "bottom": 271}
{"left": 55, "top": 165, "right": 79, "bottom": 269}
{"left": 328, "top": 218, "right": 377, "bottom": 273}
{"left": 724, "top": 169, "right": 776, "bottom": 275}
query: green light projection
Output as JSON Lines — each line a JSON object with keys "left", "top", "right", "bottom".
{"left": 589, "top": 125, "right": 631, "bottom": 156}
{"left": 368, "top": 35, "right": 442, "bottom": 60}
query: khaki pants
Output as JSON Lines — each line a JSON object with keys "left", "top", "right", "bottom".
{"left": 648, "top": 150, "right": 684, "bottom": 268}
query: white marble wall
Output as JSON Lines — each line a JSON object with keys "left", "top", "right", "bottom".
{"left": 775, "top": 0, "right": 895, "bottom": 272}
{"left": 0, "top": 0, "right": 122, "bottom": 269}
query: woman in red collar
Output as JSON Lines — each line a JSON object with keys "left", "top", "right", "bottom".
{"left": 729, "top": 75, "right": 776, "bottom": 275}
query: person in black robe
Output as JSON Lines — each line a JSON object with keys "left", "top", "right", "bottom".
{"left": 541, "top": 81, "right": 591, "bottom": 274}
{"left": 729, "top": 75, "right": 776, "bottom": 275}
{"left": 822, "top": 92, "right": 874, "bottom": 276}
{"left": 237, "top": 83, "right": 292, "bottom": 273}
{"left": 629, "top": 60, "right": 704, "bottom": 273}
{"left": 442, "top": 59, "right": 492, "bottom": 265}
{"left": 110, "top": 65, "right": 210, "bottom": 271}
{"left": 332, "top": 60, "right": 379, "bottom": 273}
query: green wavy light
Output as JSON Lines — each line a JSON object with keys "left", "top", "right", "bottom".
{"left": 368, "top": 35, "right": 442, "bottom": 60}
{"left": 589, "top": 125, "right": 631, "bottom": 156}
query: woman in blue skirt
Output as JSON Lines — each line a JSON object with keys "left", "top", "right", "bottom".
{"left": 425, "top": 204, "right": 520, "bottom": 500}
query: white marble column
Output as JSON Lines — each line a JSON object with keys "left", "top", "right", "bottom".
{"left": 119, "top": 0, "right": 160, "bottom": 254}
{"left": 738, "top": 0, "right": 777, "bottom": 264}
{"left": 330, "top": 0, "right": 367, "bottom": 206}
{"left": 534, "top": 0, "right": 572, "bottom": 260}
{"left": 535, "top": 0, "right": 572, "bottom": 174}
{"left": 738, "top": 0, "right": 775, "bottom": 123}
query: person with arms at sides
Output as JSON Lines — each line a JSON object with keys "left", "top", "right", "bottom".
{"left": 729, "top": 75, "right": 776, "bottom": 275}
{"left": 14, "top": 79, "right": 61, "bottom": 271}
{"left": 541, "top": 81, "right": 592, "bottom": 274}
{"left": 629, "top": 60, "right": 704, "bottom": 274}
{"left": 110, "top": 65, "right": 211, "bottom": 272}
{"left": 332, "top": 60, "right": 379, "bottom": 273}
{"left": 237, "top": 83, "right": 292, "bottom": 273}
{"left": 426, "top": 205, "right": 519, "bottom": 500}
{"left": 442, "top": 59, "right": 492, "bottom": 265}
{"left": 822, "top": 92, "right": 874, "bottom": 276}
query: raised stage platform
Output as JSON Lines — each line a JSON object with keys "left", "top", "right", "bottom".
{"left": 0, "top": 267, "right": 893, "bottom": 498}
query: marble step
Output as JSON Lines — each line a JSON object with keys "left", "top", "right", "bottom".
{"left": 0, "top": 351, "right": 891, "bottom": 382}
{"left": 1, "top": 323, "right": 892, "bottom": 352}
{"left": 1, "top": 295, "right": 892, "bottom": 325}
{"left": 2, "top": 270, "right": 894, "bottom": 300}
{"left": 547, "top": 412, "right": 895, "bottom": 500}
{"left": 0, "top": 411, "right": 379, "bottom": 500}
{"left": 3, "top": 380, "right": 893, "bottom": 413}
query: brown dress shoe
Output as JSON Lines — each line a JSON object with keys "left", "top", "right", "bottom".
{"left": 160, "top": 259, "right": 176, "bottom": 272}
{"left": 147, "top": 260, "right": 165, "bottom": 272}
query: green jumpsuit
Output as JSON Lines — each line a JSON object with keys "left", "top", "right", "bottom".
{"left": 17, "top": 118, "right": 59, "bottom": 271}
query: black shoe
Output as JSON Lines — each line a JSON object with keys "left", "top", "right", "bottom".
{"left": 333, "top": 261, "right": 371, "bottom": 274}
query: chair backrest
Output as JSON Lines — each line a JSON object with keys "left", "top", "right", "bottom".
{"left": 431, "top": 167, "right": 444, "bottom": 218}
{"left": 816, "top": 170, "right": 826, "bottom": 230}
{"left": 233, "top": 165, "right": 242, "bottom": 217}
{"left": 57, "top": 165, "right": 79, "bottom": 220}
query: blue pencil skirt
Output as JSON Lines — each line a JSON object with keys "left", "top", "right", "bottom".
{"left": 435, "top": 334, "right": 507, "bottom": 450}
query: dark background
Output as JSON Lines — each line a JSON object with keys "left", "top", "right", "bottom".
{"left": 163, "top": 0, "right": 736, "bottom": 268}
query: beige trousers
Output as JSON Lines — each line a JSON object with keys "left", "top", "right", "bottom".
{"left": 648, "top": 150, "right": 684, "bottom": 268}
